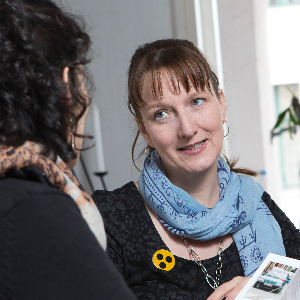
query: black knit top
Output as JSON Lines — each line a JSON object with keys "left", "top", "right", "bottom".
{"left": 0, "top": 168, "right": 137, "bottom": 300}
{"left": 93, "top": 181, "right": 300, "bottom": 300}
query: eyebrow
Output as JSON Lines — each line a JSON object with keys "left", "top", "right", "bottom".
{"left": 146, "top": 90, "right": 209, "bottom": 109}
{"left": 146, "top": 103, "right": 163, "bottom": 109}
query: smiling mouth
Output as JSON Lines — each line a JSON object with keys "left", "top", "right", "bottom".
{"left": 180, "top": 140, "right": 206, "bottom": 150}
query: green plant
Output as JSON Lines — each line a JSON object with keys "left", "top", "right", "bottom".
{"left": 272, "top": 89, "right": 300, "bottom": 138}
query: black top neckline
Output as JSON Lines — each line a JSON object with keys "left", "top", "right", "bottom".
{"left": 97, "top": 181, "right": 236, "bottom": 263}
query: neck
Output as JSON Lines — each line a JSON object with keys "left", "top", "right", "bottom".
{"left": 164, "top": 164, "right": 220, "bottom": 208}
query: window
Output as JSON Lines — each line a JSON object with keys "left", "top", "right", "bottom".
{"left": 270, "top": 0, "right": 300, "bottom": 6}
{"left": 273, "top": 84, "right": 300, "bottom": 188}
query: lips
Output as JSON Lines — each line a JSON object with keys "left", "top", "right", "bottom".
{"left": 179, "top": 140, "right": 207, "bottom": 150}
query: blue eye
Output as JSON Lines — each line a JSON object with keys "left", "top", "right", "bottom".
{"left": 192, "top": 98, "right": 204, "bottom": 106}
{"left": 155, "top": 111, "right": 168, "bottom": 119}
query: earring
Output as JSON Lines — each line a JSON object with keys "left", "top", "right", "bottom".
{"left": 70, "top": 118, "right": 75, "bottom": 150}
{"left": 223, "top": 120, "right": 229, "bottom": 137}
{"left": 145, "top": 146, "right": 160, "bottom": 161}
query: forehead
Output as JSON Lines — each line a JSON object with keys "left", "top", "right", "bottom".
{"left": 141, "top": 69, "right": 210, "bottom": 104}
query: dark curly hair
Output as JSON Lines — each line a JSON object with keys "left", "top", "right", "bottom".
{"left": 0, "top": 0, "right": 93, "bottom": 163}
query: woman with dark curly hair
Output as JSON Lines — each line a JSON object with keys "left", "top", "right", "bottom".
{"left": 0, "top": 0, "right": 137, "bottom": 299}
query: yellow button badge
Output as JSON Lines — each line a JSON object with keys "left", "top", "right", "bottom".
{"left": 152, "top": 249, "right": 175, "bottom": 271}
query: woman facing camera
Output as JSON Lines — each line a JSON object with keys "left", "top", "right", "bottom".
{"left": 93, "top": 39, "right": 300, "bottom": 300}
{"left": 0, "top": 0, "right": 137, "bottom": 299}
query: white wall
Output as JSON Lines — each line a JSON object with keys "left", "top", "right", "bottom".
{"left": 58, "top": 0, "right": 286, "bottom": 212}
{"left": 59, "top": 0, "right": 200, "bottom": 193}
{"left": 60, "top": 0, "right": 174, "bottom": 192}
{"left": 267, "top": 4, "right": 300, "bottom": 227}
{"left": 216, "top": 0, "right": 300, "bottom": 226}
{"left": 217, "top": 0, "right": 281, "bottom": 202}
{"left": 267, "top": 5, "right": 300, "bottom": 85}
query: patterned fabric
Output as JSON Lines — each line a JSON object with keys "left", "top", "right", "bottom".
{"left": 93, "top": 182, "right": 300, "bottom": 300}
{"left": 0, "top": 141, "right": 106, "bottom": 250}
{"left": 139, "top": 151, "right": 285, "bottom": 276}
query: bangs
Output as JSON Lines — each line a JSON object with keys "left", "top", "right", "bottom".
{"left": 153, "top": 48, "right": 212, "bottom": 100}
{"left": 128, "top": 40, "right": 218, "bottom": 121}
{"left": 137, "top": 48, "right": 213, "bottom": 107}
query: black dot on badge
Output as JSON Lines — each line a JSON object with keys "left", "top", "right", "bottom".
{"left": 157, "top": 253, "right": 163, "bottom": 260}
{"left": 166, "top": 256, "right": 173, "bottom": 263}
{"left": 152, "top": 249, "right": 175, "bottom": 271}
{"left": 159, "top": 262, "right": 166, "bottom": 269}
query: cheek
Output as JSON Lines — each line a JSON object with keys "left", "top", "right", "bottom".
{"left": 210, "top": 121, "right": 224, "bottom": 141}
{"left": 211, "top": 120, "right": 224, "bottom": 148}
{"left": 145, "top": 127, "right": 174, "bottom": 151}
{"left": 203, "top": 106, "right": 223, "bottom": 132}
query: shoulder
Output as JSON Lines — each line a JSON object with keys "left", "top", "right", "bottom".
{"left": 0, "top": 175, "right": 75, "bottom": 217}
{"left": 92, "top": 181, "right": 139, "bottom": 199}
{"left": 0, "top": 179, "right": 137, "bottom": 300}
{"left": 261, "top": 191, "right": 276, "bottom": 208}
{"left": 261, "top": 191, "right": 300, "bottom": 259}
{"left": 0, "top": 176, "right": 84, "bottom": 245}
{"left": 260, "top": 191, "right": 294, "bottom": 228}
{"left": 92, "top": 181, "right": 150, "bottom": 238}
{"left": 260, "top": 191, "right": 289, "bottom": 225}
{"left": 92, "top": 181, "right": 143, "bottom": 214}
{"left": 0, "top": 173, "right": 86, "bottom": 256}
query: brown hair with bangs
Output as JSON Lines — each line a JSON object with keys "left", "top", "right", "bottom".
{"left": 128, "top": 38, "right": 257, "bottom": 176}
{"left": 128, "top": 39, "right": 219, "bottom": 157}
{"left": 128, "top": 39, "right": 219, "bottom": 122}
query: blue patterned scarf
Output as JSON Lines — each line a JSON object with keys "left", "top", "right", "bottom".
{"left": 139, "top": 151, "right": 285, "bottom": 276}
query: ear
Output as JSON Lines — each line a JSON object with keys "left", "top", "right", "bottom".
{"left": 62, "top": 67, "right": 72, "bottom": 99}
{"left": 62, "top": 67, "right": 69, "bottom": 84}
{"left": 218, "top": 89, "right": 227, "bottom": 121}
{"left": 135, "top": 118, "right": 155, "bottom": 148}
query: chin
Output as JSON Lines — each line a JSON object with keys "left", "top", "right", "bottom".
{"left": 189, "top": 157, "right": 219, "bottom": 173}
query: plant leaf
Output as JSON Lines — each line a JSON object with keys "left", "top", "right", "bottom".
{"left": 272, "top": 108, "right": 289, "bottom": 131}
{"left": 286, "top": 86, "right": 296, "bottom": 98}
{"left": 292, "top": 96, "right": 300, "bottom": 124}
{"left": 290, "top": 110, "right": 298, "bottom": 125}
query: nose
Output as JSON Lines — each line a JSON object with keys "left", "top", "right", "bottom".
{"left": 177, "top": 111, "right": 198, "bottom": 138}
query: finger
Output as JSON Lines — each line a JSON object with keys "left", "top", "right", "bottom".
{"left": 207, "top": 276, "right": 249, "bottom": 300}
{"left": 225, "top": 277, "right": 250, "bottom": 299}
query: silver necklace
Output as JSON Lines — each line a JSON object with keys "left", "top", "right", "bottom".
{"left": 181, "top": 236, "right": 224, "bottom": 290}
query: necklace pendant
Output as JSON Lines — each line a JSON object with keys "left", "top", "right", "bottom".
{"left": 181, "top": 236, "right": 223, "bottom": 290}
{"left": 205, "top": 274, "right": 218, "bottom": 290}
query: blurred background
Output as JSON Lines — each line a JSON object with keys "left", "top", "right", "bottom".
{"left": 57, "top": 0, "right": 300, "bottom": 227}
